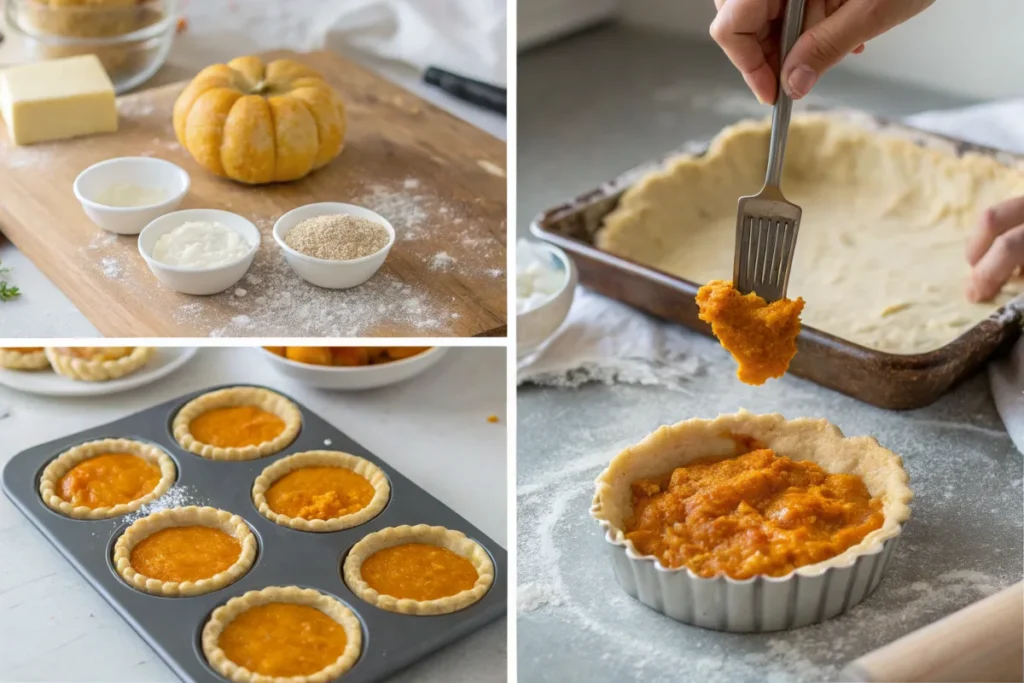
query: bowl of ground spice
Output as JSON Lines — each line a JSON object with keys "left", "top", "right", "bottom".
{"left": 273, "top": 202, "right": 396, "bottom": 289}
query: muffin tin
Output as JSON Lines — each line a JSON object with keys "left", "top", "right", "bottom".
{"left": 1, "top": 384, "right": 507, "bottom": 682}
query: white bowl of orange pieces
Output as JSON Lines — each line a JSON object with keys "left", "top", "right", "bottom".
{"left": 257, "top": 347, "right": 448, "bottom": 390}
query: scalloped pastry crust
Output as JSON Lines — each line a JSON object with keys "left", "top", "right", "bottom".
{"left": 343, "top": 524, "right": 494, "bottom": 615}
{"left": 39, "top": 438, "right": 176, "bottom": 519}
{"left": 202, "top": 586, "right": 362, "bottom": 683}
{"left": 45, "top": 347, "right": 154, "bottom": 381}
{"left": 172, "top": 387, "right": 301, "bottom": 461}
{"left": 113, "top": 506, "right": 257, "bottom": 597}
{"left": 252, "top": 450, "right": 390, "bottom": 532}
{"left": 591, "top": 410, "right": 913, "bottom": 578}
{"left": 0, "top": 348, "right": 50, "bottom": 370}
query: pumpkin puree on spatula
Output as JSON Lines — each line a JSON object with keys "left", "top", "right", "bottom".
{"left": 696, "top": 280, "right": 804, "bottom": 385}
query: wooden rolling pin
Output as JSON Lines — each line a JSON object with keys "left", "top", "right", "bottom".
{"left": 839, "top": 582, "right": 1023, "bottom": 682}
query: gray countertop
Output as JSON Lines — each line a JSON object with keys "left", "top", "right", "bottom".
{"left": 516, "top": 25, "right": 1023, "bottom": 683}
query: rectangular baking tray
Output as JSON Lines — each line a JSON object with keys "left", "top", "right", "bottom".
{"left": 531, "top": 111, "right": 1024, "bottom": 410}
{"left": 1, "top": 384, "right": 507, "bottom": 683}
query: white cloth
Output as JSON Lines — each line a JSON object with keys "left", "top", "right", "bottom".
{"left": 169, "top": 0, "right": 506, "bottom": 138}
{"left": 518, "top": 99, "right": 1024, "bottom": 451}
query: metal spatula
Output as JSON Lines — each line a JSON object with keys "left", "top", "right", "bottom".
{"left": 733, "top": 0, "right": 807, "bottom": 303}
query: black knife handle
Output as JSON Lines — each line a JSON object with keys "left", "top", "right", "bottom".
{"left": 424, "top": 66, "right": 506, "bottom": 116}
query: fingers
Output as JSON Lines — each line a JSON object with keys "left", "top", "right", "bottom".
{"left": 710, "top": 0, "right": 784, "bottom": 103}
{"left": 967, "top": 223, "right": 1024, "bottom": 303}
{"left": 967, "top": 196, "right": 1024, "bottom": 265}
{"left": 781, "top": 0, "right": 936, "bottom": 99}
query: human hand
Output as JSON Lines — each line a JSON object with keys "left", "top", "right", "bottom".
{"left": 710, "top": 0, "right": 935, "bottom": 104}
{"left": 965, "top": 196, "right": 1024, "bottom": 302}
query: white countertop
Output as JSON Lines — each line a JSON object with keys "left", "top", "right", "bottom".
{"left": 0, "top": 347, "right": 508, "bottom": 682}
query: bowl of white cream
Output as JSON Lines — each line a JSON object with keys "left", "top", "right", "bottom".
{"left": 517, "top": 238, "right": 576, "bottom": 358}
{"left": 73, "top": 157, "right": 190, "bottom": 235}
{"left": 138, "top": 209, "right": 260, "bottom": 296}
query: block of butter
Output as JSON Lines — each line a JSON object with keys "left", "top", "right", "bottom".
{"left": 0, "top": 54, "right": 118, "bottom": 146}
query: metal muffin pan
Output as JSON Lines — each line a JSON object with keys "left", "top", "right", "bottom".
{"left": 531, "top": 110, "right": 1024, "bottom": 410}
{"left": 1, "top": 384, "right": 507, "bottom": 683}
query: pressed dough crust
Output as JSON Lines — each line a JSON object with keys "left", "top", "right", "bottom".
{"left": 591, "top": 411, "right": 912, "bottom": 578}
{"left": 202, "top": 586, "right": 362, "bottom": 683}
{"left": 39, "top": 439, "right": 176, "bottom": 519}
{"left": 0, "top": 348, "right": 50, "bottom": 370}
{"left": 252, "top": 450, "right": 390, "bottom": 532}
{"left": 343, "top": 524, "right": 494, "bottom": 615}
{"left": 113, "top": 506, "right": 257, "bottom": 596}
{"left": 173, "top": 387, "right": 301, "bottom": 460}
{"left": 45, "top": 347, "right": 154, "bottom": 381}
{"left": 597, "top": 115, "right": 1024, "bottom": 354}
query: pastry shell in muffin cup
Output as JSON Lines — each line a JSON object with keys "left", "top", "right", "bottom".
{"left": 590, "top": 410, "right": 912, "bottom": 632}
{"left": 251, "top": 450, "right": 391, "bottom": 532}
{"left": 172, "top": 386, "right": 302, "bottom": 461}
{"left": 39, "top": 438, "right": 177, "bottom": 520}
{"left": 201, "top": 585, "right": 363, "bottom": 683}
{"left": 113, "top": 506, "right": 257, "bottom": 597}
{"left": 45, "top": 347, "right": 154, "bottom": 381}
{"left": 343, "top": 524, "right": 495, "bottom": 615}
{"left": 0, "top": 348, "right": 50, "bottom": 370}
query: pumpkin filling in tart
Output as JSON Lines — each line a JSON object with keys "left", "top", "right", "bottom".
{"left": 189, "top": 405, "right": 285, "bottom": 449}
{"left": 696, "top": 280, "right": 804, "bottom": 386}
{"left": 57, "top": 347, "right": 134, "bottom": 361}
{"left": 217, "top": 602, "right": 350, "bottom": 678}
{"left": 624, "top": 448, "right": 884, "bottom": 579}
{"left": 361, "top": 543, "right": 479, "bottom": 601}
{"left": 56, "top": 453, "right": 162, "bottom": 509}
{"left": 266, "top": 466, "right": 376, "bottom": 521}
{"left": 2, "top": 347, "right": 44, "bottom": 353}
{"left": 129, "top": 526, "right": 242, "bottom": 583}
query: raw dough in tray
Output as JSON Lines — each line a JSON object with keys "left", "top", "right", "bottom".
{"left": 597, "top": 115, "right": 1024, "bottom": 354}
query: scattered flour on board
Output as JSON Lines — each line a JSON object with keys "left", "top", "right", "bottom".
{"left": 101, "top": 257, "right": 122, "bottom": 280}
{"left": 116, "top": 99, "right": 156, "bottom": 118}
{"left": 430, "top": 251, "right": 455, "bottom": 271}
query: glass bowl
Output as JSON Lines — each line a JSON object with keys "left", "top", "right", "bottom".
{"left": 3, "top": 0, "right": 178, "bottom": 93}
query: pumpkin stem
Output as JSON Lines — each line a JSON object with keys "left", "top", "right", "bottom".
{"left": 252, "top": 80, "right": 270, "bottom": 95}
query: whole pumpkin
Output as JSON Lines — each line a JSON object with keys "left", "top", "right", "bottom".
{"left": 173, "top": 56, "right": 347, "bottom": 184}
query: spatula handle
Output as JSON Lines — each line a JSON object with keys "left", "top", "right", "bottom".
{"left": 765, "top": 0, "right": 807, "bottom": 188}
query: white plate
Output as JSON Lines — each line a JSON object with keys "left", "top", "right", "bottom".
{"left": 258, "top": 347, "right": 448, "bottom": 390}
{"left": 0, "top": 348, "right": 197, "bottom": 397}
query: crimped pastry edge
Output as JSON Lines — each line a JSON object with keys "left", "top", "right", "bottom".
{"left": 38, "top": 438, "right": 176, "bottom": 520}
{"left": 343, "top": 524, "right": 494, "bottom": 615}
{"left": 201, "top": 585, "right": 362, "bottom": 683}
{"left": 0, "top": 348, "right": 50, "bottom": 370}
{"left": 252, "top": 450, "right": 390, "bottom": 532}
{"left": 172, "top": 387, "right": 302, "bottom": 461}
{"left": 45, "top": 347, "right": 154, "bottom": 381}
{"left": 113, "top": 505, "right": 257, "bottom": 597}
{"left": 590, "top": 410, "right": 913, "bottom": 579}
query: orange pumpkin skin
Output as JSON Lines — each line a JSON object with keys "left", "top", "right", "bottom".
{"left": 173, "top": 56, "right": 347, "bottom": 185}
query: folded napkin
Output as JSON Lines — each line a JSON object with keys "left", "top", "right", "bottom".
{"left": 518, "top": 99, "right": 1024, "bottom": 450}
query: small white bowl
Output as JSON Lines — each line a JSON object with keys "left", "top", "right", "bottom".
{"left": 272, "top": 202, "right": 396, "bottom": 289}
{"left": 517, "top": 241, "right": 577, "bottom": 358}
{"left": 138, "top": 209, "right": 260, "bottom": 296}
{"left": 258, "top": 347, "right": 448, "bottom": 390}
{"left": 73, "top": 157, "right": 190, "bottom": 235}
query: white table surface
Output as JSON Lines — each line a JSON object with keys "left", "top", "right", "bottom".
{"left": 0, "top": 347, "right": 508, "bottom": 682}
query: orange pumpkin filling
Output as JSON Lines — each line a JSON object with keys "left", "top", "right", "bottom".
{"left": 189, "top": 406, "right": 285, "bottom": 448}
{"left": 218, "top": 603, "right": 349, "bottom": 677}
{"left": 129, "top": 526, "right": 241, "bottom": 582}
{"left": 696, "top": 280, "right": 804, "bottom": 386}
{"left": 56, "top": 453, "right": 162, "bottom": 509}
{"left": 266, "top": 466, "right": 376, "bottom": 520}
{"left": 3, "top": 347, "right": 44, "bottom": 352}
{"left": 625, "top": 448, "right": 884, "bottom": 579}
{"left": 59, "top": 347, "right": 134, "bottom": 361}
{"left": 361, "top": 543, "right": 478, "bottom": 601}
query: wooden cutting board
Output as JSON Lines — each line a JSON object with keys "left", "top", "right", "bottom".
{"left": 0, "top": 50, "right": 507, "bottom": 338}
